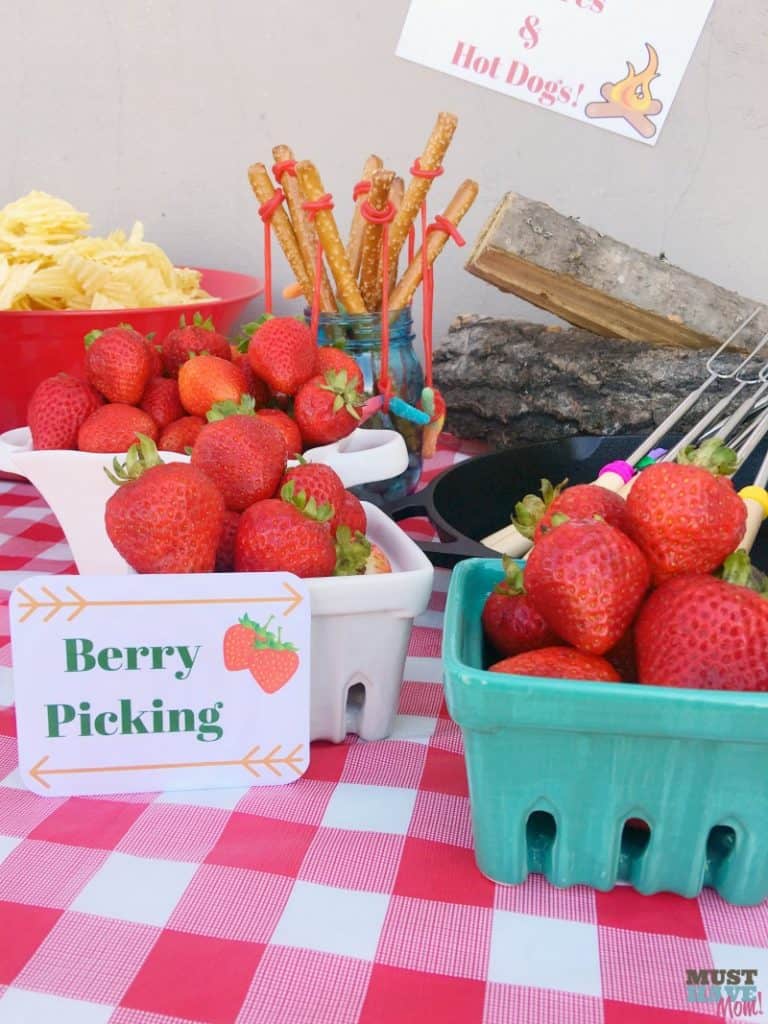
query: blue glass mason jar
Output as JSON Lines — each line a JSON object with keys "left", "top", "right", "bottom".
{"left": 315, "top": 307, "right": 424, "bottom": 504}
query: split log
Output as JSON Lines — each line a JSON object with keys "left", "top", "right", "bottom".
{"left": 466, "top": 194, "right": 768, "bottom": 352}
{"left": 434, "top": 316, "right": 749, "bottom": 449}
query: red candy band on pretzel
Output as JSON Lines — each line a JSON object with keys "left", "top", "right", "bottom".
{"left": 353, "top": 180, "right": 372, "bottom": 202}
{"left": 360, "top": 197, "right": 397, "bottom": 408}
{"left": 272, "top": 159, "right": 297, "bottom": 181}
{"left": 301, "top": 194, "right": 336, "bottom": 342}
{"left": 410, "top": 158, "right": 444, "bottom": 180}
{"left": 258, "top": 188, "right": 286, "bottom": 316}
{"left": 426, "top": 214, "right": 466, "bottom": 246}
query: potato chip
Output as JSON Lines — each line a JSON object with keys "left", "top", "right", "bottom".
{"left": 0, "top": 192, "right": 212, "bottom": 311}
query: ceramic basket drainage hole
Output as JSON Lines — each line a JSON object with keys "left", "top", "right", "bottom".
{"left": 526, "top": 811, "right": 557, "bottom": 875}
{"left": 704, "top": 825, "right": 738, "bottom": 887}
{"left": 345, "top": 682, "right": 367, "bottom": 730}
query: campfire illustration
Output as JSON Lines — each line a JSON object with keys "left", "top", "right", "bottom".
{"left": 585, "top": 43, "right": 663, "bottom": 139}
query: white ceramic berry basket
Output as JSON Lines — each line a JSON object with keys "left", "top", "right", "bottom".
{"left": 5, "top": 429, "right": 432, "bottom": 743}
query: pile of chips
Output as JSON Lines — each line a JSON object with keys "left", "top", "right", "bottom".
{"left": 0, "top": 192, "right": 212, "bottom": 311}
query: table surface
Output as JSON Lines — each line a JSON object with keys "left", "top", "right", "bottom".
{"left": 0, "top": 435, "right": 766, "bottom": 1024}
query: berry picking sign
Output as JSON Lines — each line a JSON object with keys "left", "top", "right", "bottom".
{"left": 10, "top": 573, "right": 310, "bottom": 797}
{"left": 396, "top": 0, "right": 714, "bottom": 145}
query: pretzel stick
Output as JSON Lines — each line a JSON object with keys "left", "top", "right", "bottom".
{"left": 247, "top": 163, "right": 313, "bottom": 304}
{"left": 358, "top": 169, "right": 395, "bottom": 312}
{"left": 347, "top": 155, "right": 383, "bottom": 279}
{"left": 378, "top": 112, "right": 458, "bottom": 310}
{"left": 272, "top": 145, "right": 337, "bottom": 313}
{"left": 385, "top": 176, "right": 405, "bottom": 299}
{"left": 388, "top": 179, "right": 479, "bottom": 311}
{"left": 295, "top": 160, "right": 367, "bottom": 314}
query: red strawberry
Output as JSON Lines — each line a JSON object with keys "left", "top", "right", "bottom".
{"left": 525, "top": 517, "right": 650, "bottom": 655}
{"left": 77, "top": 404, "right": 158, "bottom": 453}
{"left": 158, "top": 415, "right": 205, "bottom": 453}
{"left": 105, "top": 436, "right": 224, "bottom": 573}
{"left": 144, "top": 337, "right": 164, "bottom": 378}
{"left": 231, "top": 346, "right": 271, "bottom": 407}
{"left": 223, "top": 613, "right": 264, "bottom": 669}
{"left": 84, "top": 325, "right": 153, "bottom": 404}
{"left": 280, "top": 463, "right": 345, "bottom": 523}
{"left": 334, "top": 490, "right": 367, "bottom": 536}
{"left": 247, "top": 317, "right": 318, "bottom": 395}
{"left": 215, "top": 509, "right": 241, "bottom": 572}
{"left": 191, "top": 413, "right": 286, "bottom": 511}
{"left": 294, "top": 370, "right": 364, "bottom": 446}
{"left": 178, "top": 355, "right": 246, "bottom": 417}
{"left": 28, "top": 374, "right": 102, "bottom": 450}
{"left": 249, "top": 647, "right": 300, "bottom": 693}
{"left": 235, "top": 499, "right": 336, "bottom": 578}
{"left": 482, "top": 558, "right": 559, "bottom": 658}
{"left": 364, "top": 544, "right": 392, "bottom": 575}
{"left": 490, "top": 647, "right": 621, "bottom": 682}
{"left": 162, "top": 313, "right": 231, "bottom": 377}
{"left": 537, "top": 485, "right": 628, "bottom": 541}
{"left": 635, "top": 553, "right": 768, "bottom": 691}
{"left": 140, "top": 377, "right": 185, "bottom": 429}
{"left": 256, "top": 408, "right": 303, "bottom": 458}
{"left": 626, "top": 458, "right": 747, "bottom": 584}
{"left": 316, "top": 347, "right": 364, "bottom": 388}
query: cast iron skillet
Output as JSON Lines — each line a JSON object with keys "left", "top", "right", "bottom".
{"left": 383, "top": 434, "right": 768, "bottom": 570}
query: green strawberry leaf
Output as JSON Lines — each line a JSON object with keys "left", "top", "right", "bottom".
{"left": 207, "top": 395, "right": 256, "bottom": 421}
{"left": 493, "top": 555, "right": 526, "bottom": 595}
{"left": 511, "top": 478, "right": 567, "bottom": 539}
{"left": 84, "top": 329, "right": 102, "bottom": 348}
{"left": 677, "top": 437, "right": 739, "bottom": 477}
{"left": 104, "top": 433, "right": 164, "bottom": 485}
{"left": 718, "top": 551, "right": 768, "bottom": 597}
{"left": 334, "top": 525, "right": 372, "bottom": 576}
{"left": 192, "top": 312, "right": 215, "bottom": 331}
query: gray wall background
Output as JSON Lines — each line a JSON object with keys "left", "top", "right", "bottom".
{"left": 2, "top": 0, "right": 765, "bottom": 341}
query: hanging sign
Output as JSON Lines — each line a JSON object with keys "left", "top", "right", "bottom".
{"left": 396, "top": 0, "right": 715, "bottom": 144}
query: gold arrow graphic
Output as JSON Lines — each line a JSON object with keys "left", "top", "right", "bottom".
{"left": 16, "top": 580, "right": 303, "bottom": 623}
{"left": 29, "top": 743, "right": 306, "bottom": 789}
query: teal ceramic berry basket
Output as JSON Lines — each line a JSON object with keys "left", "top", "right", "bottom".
{"left": 443, "top": 558, "right": 768, "bottom": 906}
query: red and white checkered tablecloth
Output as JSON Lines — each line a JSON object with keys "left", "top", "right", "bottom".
{"left": 0, "top": 435, "right": 766, "bottom": 1024}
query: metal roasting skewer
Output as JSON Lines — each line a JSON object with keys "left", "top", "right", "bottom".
{"left": 700, "top": 373, "right": 768, "bottom": 441}
{"left": 623, "top": 311, "right": 764, "bottom": 467}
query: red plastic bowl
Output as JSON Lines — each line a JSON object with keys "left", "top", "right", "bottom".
{"left": 0, "top": 267, "right": 263, "bottom": 434}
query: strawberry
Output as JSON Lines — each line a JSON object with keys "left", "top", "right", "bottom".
{"left": 162, "top": 313, "right": 231, "bottom": 377}
{"left": 105, "top": 435, "right": 224, "bottom": 573}
{"left": 143, "top": 336, "right": 164, "bottom": 378}
{"left": 249, "top": 646, "right": 300, "bottom": 693}
{"left": 77, "top": 403, "right": 158, "bottom": 453}
{"left": 489, "top": 647, "right": 621, "bottom": 682}
{"left": 247, "top": 317, "right": 318, "bottom": 395}
{"left": 256, "top": 408, "right": 303, "bottom": 458}
{"left": 234, "top": 498, "right": 336, "bottom": 578}
{"left": 158, "top": 415, "right": 205, "bottom": 453}
{"left": 482, "top": 557, "right": 559, "bottom": 658}
{"left": 84, "top": 324, "right": 153, "bottom": 404}
{"left": 215, "top": 509, "right": 241, "bottom": 572}
{"left": 334, "top": 490, "right": 367, "bottom": 536}
{"left": 223, "top": 613, "right": 265, "bottom": 670}
{"left": 280, "top": 463, "right": 345, "bottom": 524}
{"left": 626, "top": 452, "right": 747, "bottom": 584}
{"left": 294, "top": 370, "right": 364, "bottom": 447}
{"left": 635, "top": 552, "right": 768, "bottom": 691}
{"left": 178, "top": 354, "right": 246, "bottom": 417}
{"left": 512, "top": 479, "right": 628, "bottom": 541}
{"left": 191, "top": 412, "right": 286, "bottom": 511}
{"left": 525, "top": 516, "right": 650, "bottom": 655}
{"left": 316, "top": 347, "right": 364, "bottom": 388}
{"left": 231, "top": 346, "right": 271, "bottom": 407}
{"left": 364, "top": 543, "right": 392, "bottom": 575}
{"left": 140, "top": 377, "right": 185, "bottom": 429}
{"left": 28, "top": 373, "right": 102, "bottom": 450}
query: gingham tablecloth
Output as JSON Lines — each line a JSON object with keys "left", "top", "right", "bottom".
{"left": 0, "top": 435, "right": 766, "bottom": 1024}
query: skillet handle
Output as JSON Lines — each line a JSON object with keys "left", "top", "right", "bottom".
{"left": 382, "top": 489, "right": 498, "bottom": 568}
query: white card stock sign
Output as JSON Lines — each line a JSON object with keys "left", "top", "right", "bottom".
{"left": 397, "top": 0, "right": 714, "bottom": 144}
{"left": 11, "top": 573, "right": 310, "bottom": 796}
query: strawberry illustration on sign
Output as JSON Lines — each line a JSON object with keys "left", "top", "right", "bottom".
{"left": 223, "top": 614, "right": 300, "bottom": 693}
